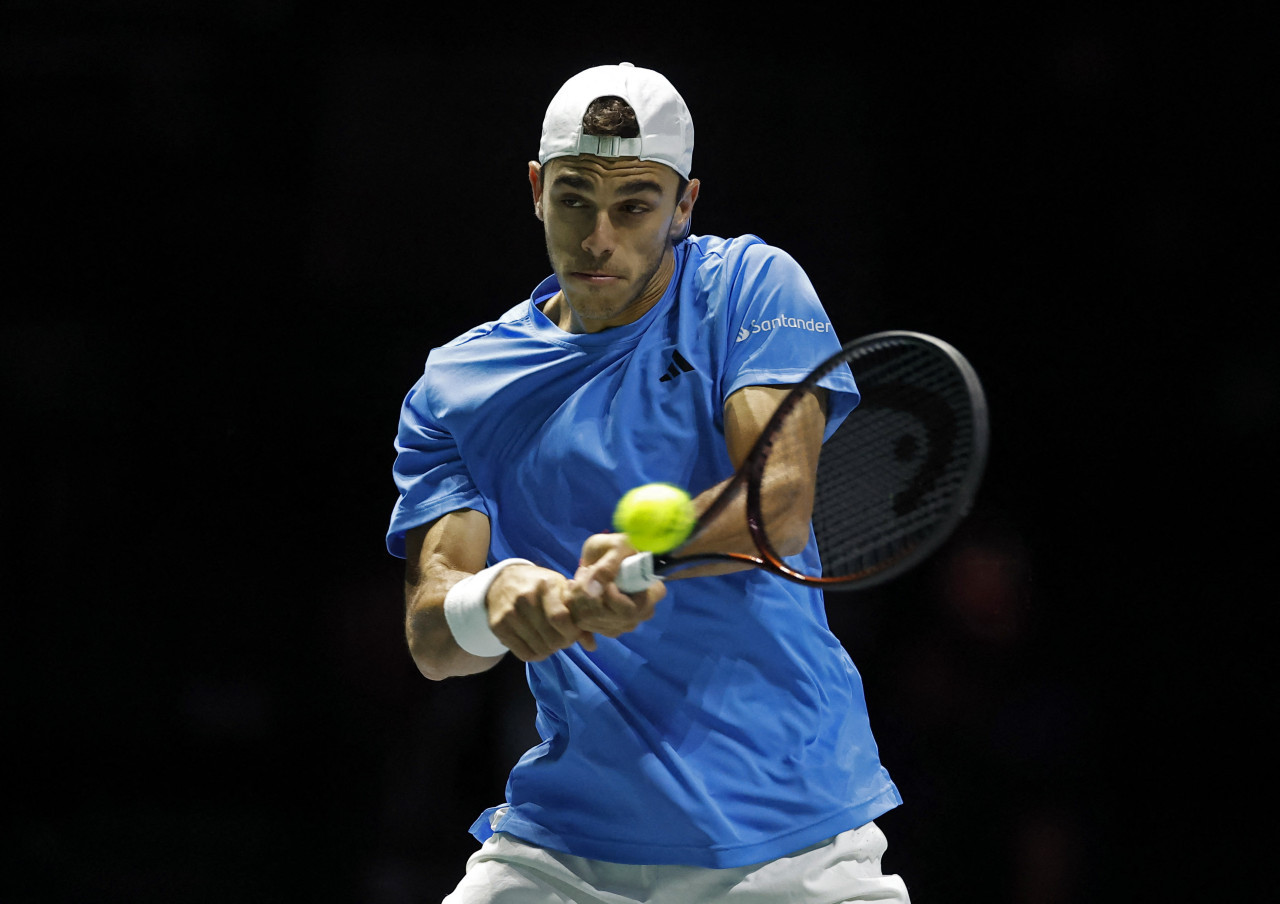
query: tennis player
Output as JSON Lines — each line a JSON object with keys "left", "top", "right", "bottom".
{"left": 387, "top": 62, "right": 910, "bottom": 903}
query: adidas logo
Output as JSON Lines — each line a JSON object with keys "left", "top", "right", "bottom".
{"left": 659, "top": 350, "right": 695, "bottom": 382}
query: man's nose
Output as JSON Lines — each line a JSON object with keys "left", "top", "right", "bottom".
{"left": 581, "top": 211, "right": 617, "bottom": 258}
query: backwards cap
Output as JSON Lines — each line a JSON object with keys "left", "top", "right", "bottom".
{"left": 538, "top": 62, "right": 694, "bottom": 179}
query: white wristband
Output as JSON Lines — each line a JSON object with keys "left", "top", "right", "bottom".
{"left": 443, "top": 558, "right": 533, "bottom": 657}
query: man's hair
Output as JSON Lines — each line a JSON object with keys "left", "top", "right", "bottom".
{"left": 582, "top": 96, "right": 641, "bottom": 139}
{"left": 580, "top": 95, "right": 690, "bottom": 200}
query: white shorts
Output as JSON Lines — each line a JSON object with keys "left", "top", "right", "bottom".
{"left": 442, "top": 819, "right": 911, "bottom": 904}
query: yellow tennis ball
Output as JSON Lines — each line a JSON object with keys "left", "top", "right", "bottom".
{"left": 612, "top": 483, "right": 696, "bottom": 553}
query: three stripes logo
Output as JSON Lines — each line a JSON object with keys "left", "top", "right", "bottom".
{"left": 658, "top": 350, "right": 695, "bottom": 382}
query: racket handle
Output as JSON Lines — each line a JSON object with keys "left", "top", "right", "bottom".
{"left": 616, "top": 552, "right": 658, "bottom": 594}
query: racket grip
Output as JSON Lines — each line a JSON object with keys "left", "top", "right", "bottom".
{"left": 616, "top": 552, "right": 658, "bottom": 594}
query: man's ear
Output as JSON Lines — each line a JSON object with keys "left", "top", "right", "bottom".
{"left": 670, "top": 177, "right": 701, "bottom": 240}
{"left": 528, "top": 161, "right": 545, "bottom": 221}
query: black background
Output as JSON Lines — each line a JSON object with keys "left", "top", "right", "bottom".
{"left": 5, "top": 4, "right": 1274, "bottom": 902}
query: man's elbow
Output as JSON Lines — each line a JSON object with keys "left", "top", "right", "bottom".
{"left": 406, "top": 605, "right": 461, "bottom": 681}
{"left": 770, "top": 505, "right": 815, "bottom": 558}
{"left": 410, "top": 637, "right": 496, "bottom": 681}
{"left": 406, "top": 612, "right": 504, "bottom": 681}
{"left": 773, "top": 526, "right": 811, "bottom": 559}
{"left": 410, "top": 641, "right": 454, "bottom": 681}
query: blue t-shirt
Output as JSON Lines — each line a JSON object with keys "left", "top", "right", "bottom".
{"left": 387, "top": 234, "right": 902, "bottom": 868}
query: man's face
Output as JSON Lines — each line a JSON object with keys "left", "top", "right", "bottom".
{"left": 531, "top": 154, "right": 694, "bottom": 330}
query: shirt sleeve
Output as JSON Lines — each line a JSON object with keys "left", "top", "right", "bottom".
{"left": 385, "top": 374, "right": 488, "bottom": 558}
{"left": 720, "top": 242, "right": 860, "bottom": 439}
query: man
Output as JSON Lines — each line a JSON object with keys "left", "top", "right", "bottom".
{"left": 388, "top": 62, "right": 910, "bottom": 903}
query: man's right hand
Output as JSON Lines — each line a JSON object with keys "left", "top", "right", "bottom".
{"left": 566, "top": 532, "right": 666, "bottom": 639}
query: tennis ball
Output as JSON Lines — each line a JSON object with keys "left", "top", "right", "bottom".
{"left": 612, "top": 483, "right": 696, "bottom": 554}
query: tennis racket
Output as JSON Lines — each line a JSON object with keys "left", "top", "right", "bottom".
{"left": 615, "top": 330, "right": 989, "bottom": 593}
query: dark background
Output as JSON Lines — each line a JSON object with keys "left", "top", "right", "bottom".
{"left": 5, "top": 4, "right": 1273, "bottom": 902}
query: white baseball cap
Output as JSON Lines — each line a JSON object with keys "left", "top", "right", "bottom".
{"left": 538, "top": 62, "right": 694, "bottom": 178}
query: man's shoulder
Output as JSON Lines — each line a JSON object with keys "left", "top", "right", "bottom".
{"left": 684, "top": 232, "right": 767, "bottom": 261}
{"left": 437, "top": 273, "right": 559, "bottom": 352}
{"left": 437, "top": 300, "right": 533, "bottom": 350}
{"left": 677, "top": 234, "right": 809, "bottom": 302}
{"left": 681, "top": 233, "right": 801, "bottom": 278}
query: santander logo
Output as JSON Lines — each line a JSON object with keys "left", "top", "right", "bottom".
{"left": 736, "top": 315, "right": 834, "bottom": 342}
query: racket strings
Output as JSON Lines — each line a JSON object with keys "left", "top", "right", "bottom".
{"left": 810, "top": 342, "right": 982, "bottom": 579}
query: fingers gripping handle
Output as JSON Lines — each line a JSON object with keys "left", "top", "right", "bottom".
{"left": 616, "top": 552, "right": 659, "bottom": 594}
